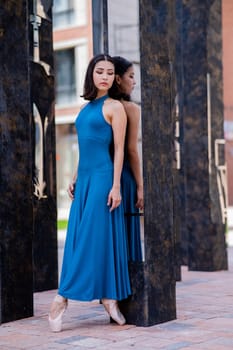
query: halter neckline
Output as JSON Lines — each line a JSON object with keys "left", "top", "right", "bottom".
{"left": 91, "top": 94, "right": 108, "bottom": 103}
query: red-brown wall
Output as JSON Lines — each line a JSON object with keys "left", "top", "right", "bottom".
{"left": 222, "top": 0, "right": 233, "bottom": 205}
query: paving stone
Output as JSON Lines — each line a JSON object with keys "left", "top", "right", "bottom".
{"left": 0, "top": 248, "right": 232, "bottom": 350}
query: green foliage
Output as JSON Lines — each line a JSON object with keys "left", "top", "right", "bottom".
{"left": 57, "top": 219, "right": 68, "bottom": 230}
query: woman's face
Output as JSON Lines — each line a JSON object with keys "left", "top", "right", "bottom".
{"left": 117, "top": 65, "right": 136, "bottom": 95}
{"left": 93, "top": 60, "right": 115, "bottom": 94}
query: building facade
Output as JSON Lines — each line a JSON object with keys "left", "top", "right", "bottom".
{"left": 53, "top": 0, "right": 233, "bottom": 214}
{"left": 53, "top": 0, "right": 141, "bottom": 216}
{"left": 222, "top": 0, "right": 233, "bottom": 205}
{"left": 53, "top": 0, "right": 93, "bottom": 213}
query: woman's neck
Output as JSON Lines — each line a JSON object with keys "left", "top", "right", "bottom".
{"left": 96, "top": 91, "right": 108, "bottom": 99}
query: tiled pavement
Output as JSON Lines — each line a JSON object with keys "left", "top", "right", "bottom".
{"left": 0, "top": 244, "right": 232, "bottom": 350}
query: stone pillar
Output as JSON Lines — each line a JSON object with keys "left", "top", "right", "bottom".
{"left": 92, "top": 0, "right": 108, "bottom": 54}
{"left": 181, "top": 0, "right": 228, "bottom": 271}
{"left": 0, "top": 0, "right": 57, "bottom": 323}
{"left": 0, "top": 1, "right": 33, "bottom": 323}
{"left": 174, "top": 0, "right": 188, "bottom": 267}
{"left": 120, "top": 0, "right": 177, "bottom": 326}
{"left": 29, "top": 1, "right": 58, "bottom": 291}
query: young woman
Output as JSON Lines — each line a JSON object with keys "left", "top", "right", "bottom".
{"left": 48, "top": 54, "right": 131, "bottom": 332}
{"left": 111, "top": 56, "right": 144, "bottom": 262}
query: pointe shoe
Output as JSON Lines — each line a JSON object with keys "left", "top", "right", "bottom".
{"left": 101, "top": 299, "right": 126, "bottom": 325}
{"left": 48, "top": 295, "right": 68, "bottom": 332}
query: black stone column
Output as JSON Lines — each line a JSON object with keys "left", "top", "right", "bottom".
{"left": 0, "top": 0, "right": 57, "bottom": 323}
{"left": 29, "top": 1, "right": 58, "bottom": 291}
{"left": 0, "top": 2, "right": 33, "bottom": 323}
{"left": 92, "top": 0, "right": 108, "bottom": 54}
{"left": 175, "top": 1, "right": 188, "bottom": 267}
{"left": 120, "top": 0, "right": 177, "bottom": 326}
{"left": 181, "top": 0, "right": 228, "bottom": 271}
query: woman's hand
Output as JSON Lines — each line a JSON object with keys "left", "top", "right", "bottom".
{"left": 107, "top": 187, "right": 122, "bottom": 212}
{"left": 67, "top": 182, "right": 76, "bottom": 200}
{"left": 136, "top": 185, "right": 144, "bottom": 210}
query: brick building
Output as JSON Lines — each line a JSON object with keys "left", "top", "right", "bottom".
{"left": 53, "top": 0, "right": 140, "bottom": 215}
{"left": 53, "top": 0, "right": 233, "bottom": 213}
{"left": 222, "top": 0, "right": 233, "bottom": 205}
{"left": 53, "top": 0, "right": 93, "bottom": 211}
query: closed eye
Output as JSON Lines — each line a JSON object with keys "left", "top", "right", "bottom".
{"left": 95, "top": 69, "right": 114, "bottom": 75}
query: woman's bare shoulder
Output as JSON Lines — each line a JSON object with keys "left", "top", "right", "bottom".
{"left": 106, "top": 97, "right": 125, "bottom": 112}
{"left": 122, "top": 100, "right": 140, "bottom": 113}
{"left": 80, "top": 102, "right": 88, "bottom": 110}
{"left": 122, "top": 101, "right": 140, "bottom": 120}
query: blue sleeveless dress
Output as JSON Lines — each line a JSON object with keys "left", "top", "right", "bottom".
{"left": 58, "top": 95, "right": 131, "bottom": 301}
{"left": 121, "top": 160, "right": 143, "bottom": 262}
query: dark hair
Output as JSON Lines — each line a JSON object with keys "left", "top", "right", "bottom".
{"left": 109, "top": 56, "right": 133, "bottom": 101}
{"left": 81, "top": 54, "right": 115, "bottom": 100}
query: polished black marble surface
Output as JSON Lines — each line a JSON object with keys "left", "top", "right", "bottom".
{"left": 29, "top": 0, "right": 58, "bottom": 291}
{"left": 121, "top": 0, "right": 228, "bottom": 326}
{"left": 120, "top": 0, "right": 177, "bottom": 326}
{"left": 0, "top": 1, "right": 33, "bottom": 323}
{"left": 180, "top": 0, "right": 228, "bottom": 271}
{"left": 175, "top": 0, "right": 188, "bottom": 267}
{"left": 0, "top": 0, "right": 57, "bottom": 323}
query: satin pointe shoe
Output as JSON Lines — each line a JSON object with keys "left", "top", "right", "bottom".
{"left": 101, "top": 299, "right": 126, "bottom": 325}
{"left": 48, "top": 295, "right": 68, "bottom": 332}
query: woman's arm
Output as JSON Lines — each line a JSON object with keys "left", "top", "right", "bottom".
{"left": 123, "top": 101, "right": 144, "bottom": 210}
{"left": 105, "top": 99, "right": 127, "bottom": 212}
{"left": 67, "top": 170, "right": 77, "bottom": 200}
{"left": 67, "top": 104, "right": 87, "bottom": 200}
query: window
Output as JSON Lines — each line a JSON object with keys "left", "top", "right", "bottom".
{"left": 53, "top": 0, "right": 87, "bottom": 28}
{"left": 53, "top": 0, "right": 75, "bottom": 28}
{"left": 54, "top": 48, "right": 76, "bottom": 106}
